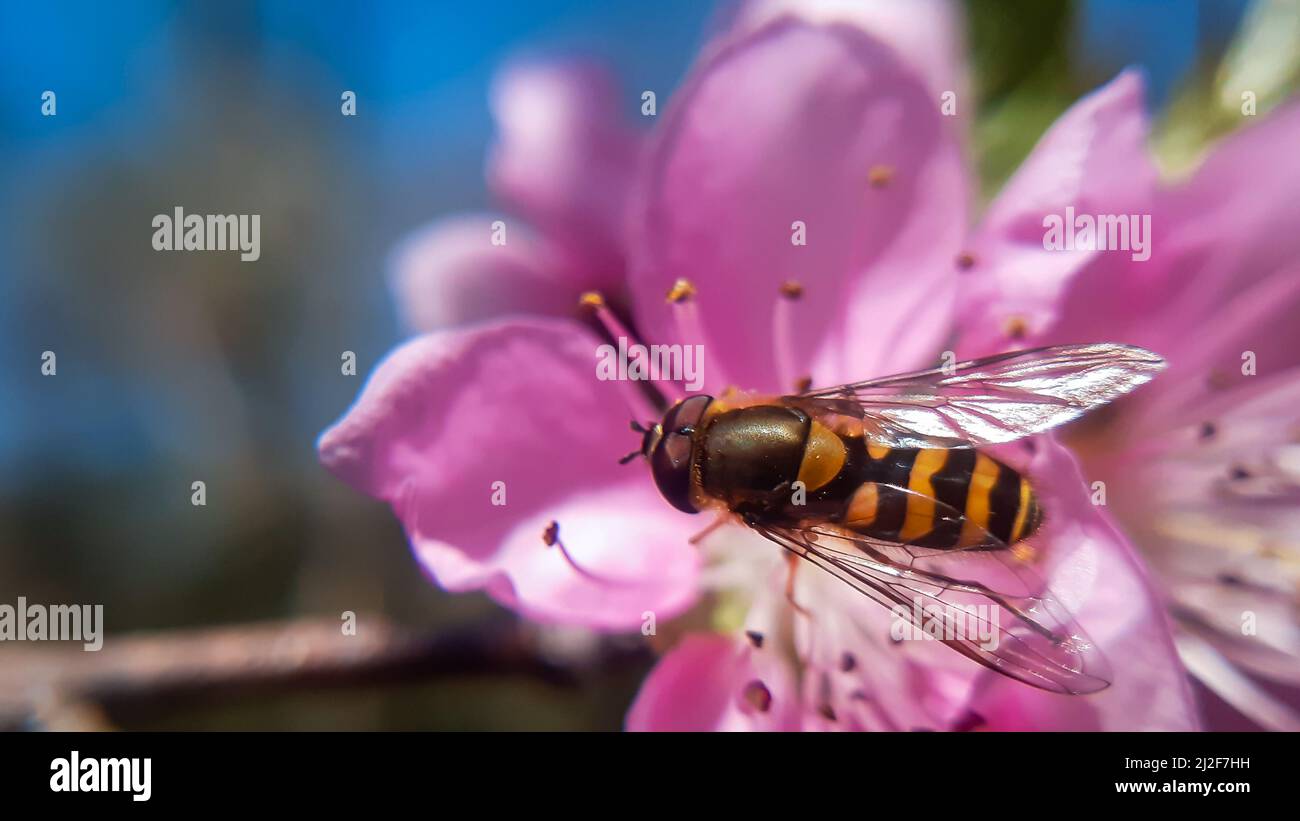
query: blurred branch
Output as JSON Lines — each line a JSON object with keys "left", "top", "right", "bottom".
{"left": 0, "top": 614, "right": 644, "bottom": 730}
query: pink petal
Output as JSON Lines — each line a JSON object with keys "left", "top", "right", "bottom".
{"left": 626, "top": 633, "right": 801, "bottom": 731}
{"left": 1177, "top": 632, "right": 1300, "bottom": 732}
{"left": 728, "top": 0, "right": 970, "bottom": 114}
{"left": 629, "top": 17, "right": 968, "bottom": 394}
{"left": 1158, "top": 101, "right": 1300, "bottom": 299}
{"left": 959, "top": 70, "right": 1155, "bottom": 355}
{"left": 1133, "top": 263, "right": 1300, "bottom": 421}
{"left": 1102, "top": 368, "right": 1300, "bottom": 688}
{"left": 1002, "top": 101, "right": 1300, "bottom": 362}
{"left": 967, "top": 438, "right": 1200, "bottom": 730}
{"left": 1095, "top": 103, "right": 1300, "bottom": 362}
{"left": 318, "top": 317, "right": 700, "bottom": 629}
{"left": 487, "top": 59, "right": 641, "bottom": 293}
{"left": 387, "top": 215, "right": 575, "bottom": 332}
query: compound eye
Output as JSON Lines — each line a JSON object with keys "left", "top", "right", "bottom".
{"left": 650, "top": 434, "right": 697, "bottom": 514}
{"left": 648, "top": 395, "right": 712, "bottom": 514}
{"left": 660, "top": 429, "right": 692, "bottom": 466}
{"left": 662, "top": 395, "right": 711, "bottom": 435}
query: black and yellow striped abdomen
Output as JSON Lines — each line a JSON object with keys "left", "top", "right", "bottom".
{"left": 835, "top": 441, "right": 1042, "bottom": 549}
{"left": 775, "top": 421, "right": 1043, "bottom": 549}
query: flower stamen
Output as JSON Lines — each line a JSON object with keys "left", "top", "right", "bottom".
{"left": 951, "top": 710, "right": 987, "bottom": 732}
{"left": 579, "top": 290, "right": 636, "bottom": 343}
{"left": 867, "top": 164, "right": 894, "bottom": 189}
{"left": 542, "top": 519, "right": 636, "bottom": 588}
{"left": 773, "top": 282, "right": 802, "bottom": 393}
{"left": 665, "top": 278, "right": 696, "bottom": 304}
{"left": 581, "top": 290, "right": 683, "bottom": 408}
{"left": 1002, "top": 315, "right": 1029, "bottom": 341}
{"left": 742, "top": 680, "right": 772, "bottom": 713}
{"left": 664, "top": 277, "right": 727, "bottom": 390}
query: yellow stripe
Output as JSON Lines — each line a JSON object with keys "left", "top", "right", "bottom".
{"left": 866, "top": 442, "right": 891, "bottom": 460}
{"left": 844, "top": 482, "right": 879, "bottom": 528}
{"left": 960, "top": 453, "right": 1001, "bottom": 547}
{"left": 1010, "top": 478, "right": 1033, "bottom": 543}
{"left": 796, "top": 421, "right": 848, "bottom": 493}
{"left": 899, "top": 449, "right": 947, "bottom": 542}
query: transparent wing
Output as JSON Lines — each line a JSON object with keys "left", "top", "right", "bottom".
{"left": 744, "top": 484, "right": 1112, "bottom": 694}
{"left": 792, "top": 343, "right": 1164, "bottom": 447}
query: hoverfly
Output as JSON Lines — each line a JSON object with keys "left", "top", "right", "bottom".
{"left": 629, "top": 343, "right": 1165, "bottom": 694}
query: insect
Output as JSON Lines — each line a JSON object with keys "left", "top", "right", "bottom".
{"left": 628, "top": 343, "right": 1165, "bottom": 694}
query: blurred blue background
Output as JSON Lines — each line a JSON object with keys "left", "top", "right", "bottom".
{"left": 0, "top": 0, "right": 713, "bottom": 479}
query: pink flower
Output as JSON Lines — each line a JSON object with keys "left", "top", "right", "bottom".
{"left": 321, "top": 6, "right": 1197, "bottom": 730}
{"left": 955, "top": 86, "right": 1300, "bottom": 730}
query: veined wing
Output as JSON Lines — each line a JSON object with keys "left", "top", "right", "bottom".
{"left": 744, "top": 482, "right": 1111, "bottom": 695}
{"left": 791, "top": 343, "right": 1164, "bottom": 447}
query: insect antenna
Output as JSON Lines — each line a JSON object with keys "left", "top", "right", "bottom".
{"left": 618, "top": 449, "right": 641, "bottom": 465}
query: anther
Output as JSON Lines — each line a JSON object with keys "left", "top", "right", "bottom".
{"left": 867, "top": 164, "right": 894, "bottom": 188}
{"left": 542, "top": 520, "right": 633, "bottom": 587}
{"left": 542, "top": 520, "right": 560, "bottom": 547}
{"left": 951, "top": 710, "right": 986, "bottom": 732}
{"left": 1002, "top": 315, "right": 1029, "bottom": 341}
{"left": 581, "top": 290, "right": 633, "bottom": 343}
{"left": 839, "top": 652, "right": 857, "bottom": 673}
{"left": 666, "top": 278, "right": 697, "bottom": 304}
{"left": 745, "top": 630, "right": 765, "bottom": 649}
{"left": 779, "top": 280, "right": 804, "bottom": 300}
{"left": 817, "top": 703, "right": 837, "bottom": 722}
{"left": 794, "top": 375, "right": 813, "bottom": 393}
{"left": 665, "top": 276, "right": 731, "bottom": 389}
{"left": 1229, "top": 465, "right": 1251, "bottom": 481}
{"left": 742, "top": 680, "right": 772, "bottom": 713}
{"left": 1199, "top": 421, "right": 1217, "bottom": 441}
{"left": 955, "top": 251, "right": 976, "bottom": 270}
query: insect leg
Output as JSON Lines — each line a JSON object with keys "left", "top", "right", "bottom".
{"left": 688, "top": 514, "right": 730, "bottom": 546}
